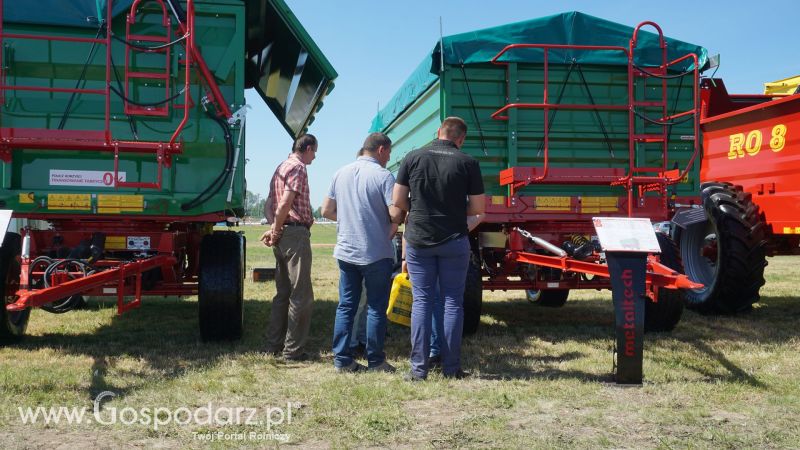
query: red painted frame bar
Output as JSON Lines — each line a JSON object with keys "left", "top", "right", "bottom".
{"left": 512, "top": 251, "right": 702, "bottom": 290}
{"left": 7, "top": 254, "right": 177, "bottom": 311}
{"left": 490, "top": 43, "right": 630, "bottom": 185}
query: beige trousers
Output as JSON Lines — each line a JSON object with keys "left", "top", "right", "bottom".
{"left": 266, "top": 225, "right": 314, "bottom": 357}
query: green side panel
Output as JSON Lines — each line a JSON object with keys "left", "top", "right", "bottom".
{"left": 385, "top": 62, "right": 700, "bottom": 199}
{"left": 1, "top": 0, "right": 335, "bottom": 219}
{"left": 385, "top": 83, "right": 441, "bottom": 172}
{"left": 1, "top": 1, "right": 245, "bottom": 218}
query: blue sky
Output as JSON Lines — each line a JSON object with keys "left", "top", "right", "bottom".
{"left": 244, "top": 0, "right": 799, "bottom": 208}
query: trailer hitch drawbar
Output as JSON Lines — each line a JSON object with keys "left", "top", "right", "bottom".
{"left": 512, "top": 227, "right": 702, "bottom": 290}
{"left": 511, "top": 227, "right": 702, "bottom": 384}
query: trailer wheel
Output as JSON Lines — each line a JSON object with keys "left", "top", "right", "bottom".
{"left": 526, "top": 289, "right": 569, "bottom": 307}
{"left": 462, "top": 254, "right": 482, "bottom": 335}
{"left": 1, "top": 233, "right": 30, "bottom": 343}
{"left": 198, "top": 231, "right": 244, "bottom": 341}
{"left": 645, "top": 233, "right": 685, "bottom": 332}
{"left": 676, "top": 182, "right": 767, "bottom": 314}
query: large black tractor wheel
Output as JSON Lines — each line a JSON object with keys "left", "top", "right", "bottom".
{"left": 525, "top": 289, "right": 570, "bottom": 307}
{"left": 462, "top": 254, "right": 483, "bottom": 335}
{"left": 644, "top": 233, "right": 685, "bottom": 333}
{"left": 198, "top": 231, "right": 245, "bottom": 341}
{"left": 1, "top": 232, "right": 30, "bottom": 343}
{"left": 676, "top": 182, "right": 767, "bottom": 314}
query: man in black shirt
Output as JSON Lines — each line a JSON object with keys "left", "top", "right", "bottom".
{"left": 393, "top": 116, "right": 485, "bottom": 380}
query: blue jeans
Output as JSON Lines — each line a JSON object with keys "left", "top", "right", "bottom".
{"left": 406, "top": 236, "right": 470, "bottom": 378}
{"left": 332, "top": 258, "right": 393, "bottom": 368}
{"left": 430, "top": 285, "right": 443, "bottom": 358}
{"left": 350, "top": 284, "right": 367, "bottom": 349}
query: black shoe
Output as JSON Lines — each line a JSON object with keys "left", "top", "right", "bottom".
{"left": 443, "top": 369, "right": 470, "bottom": 380}
{"left": 428, "top": 354, "right": 442, "bottom": 369}
{"left": 368, "top": 361, "right": 397, "bottom": 373}
{"left": 283, "top": 352, "right": 311, "bottom": 362}
{"left": 335, "top": 361, "right": 366, "bottom": 373}
{"left": 404, "top": 371, "right": 426, "bottom": 382}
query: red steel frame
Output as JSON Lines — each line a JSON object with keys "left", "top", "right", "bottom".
{"left": 477, "top": 22, "right": 701, "bottom": 293}
{"left": 1, "top": 1, "right": 233, "bottom": 315}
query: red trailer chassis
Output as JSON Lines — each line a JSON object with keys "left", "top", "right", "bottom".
{"left": 5, "top": 217, "right": 217, "bottom": 314}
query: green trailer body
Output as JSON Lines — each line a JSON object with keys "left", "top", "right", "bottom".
{"left": 371, "top": 11, "right": 706, "bottom": 200}
{"left": 370, "top": 12, "right": 710, "bottom": 348}
{"left": 0, "top": 0, "right": 336, "bottom": 219}
{"left": 0, "top": 0, "right": 336, "bottom": 342}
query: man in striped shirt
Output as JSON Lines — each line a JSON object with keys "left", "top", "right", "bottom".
{"left": 261, "top": 134, "right": 317, "bottom": 361}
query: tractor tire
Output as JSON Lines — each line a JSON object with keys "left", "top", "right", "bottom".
{"left": 198, "top": 231, "right": 244, "bottom": 341}
{"left": 644, "top": 233, "right": 685, "bottom": 333}
{"left": 1, "top": 233, "right": 30, "bottom": 343}
{"left": 462, "top": 254, "right": 482, "bottom": 336}
{"left": 526, "top": 289, "right": 569, "bottom": 307}
{"left": 676, "top": 182, "right": 767, "bottom": 314}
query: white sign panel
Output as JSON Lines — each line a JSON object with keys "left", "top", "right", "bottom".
{"left": 49, "top": 170, "right": 126, "bottom": 187}
{"left": 0, "top": 210, "right": 11, "bottom": 247}
{"left": 592, "top": 217, "right": 661, "bottom": 253}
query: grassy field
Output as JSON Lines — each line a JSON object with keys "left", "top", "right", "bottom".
{"left": 2, "top": 224, "right": 800, "bottom": 448}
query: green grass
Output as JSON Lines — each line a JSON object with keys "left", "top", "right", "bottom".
{"left": 2, "top": 224, "right": 800, "bottom": 448}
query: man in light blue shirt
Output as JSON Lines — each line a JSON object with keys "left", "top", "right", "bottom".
{"left": 322, "top": 132, "right": 405, "bottom": 372}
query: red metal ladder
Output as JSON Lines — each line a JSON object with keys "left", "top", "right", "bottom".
{"left": 620, "top": 21, "right": 701, "bottom": 215}
{"left": 124, "top": 0, "right": 173, "bottom": 117}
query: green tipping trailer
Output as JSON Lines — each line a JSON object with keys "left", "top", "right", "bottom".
{"left": 0, "top": 0, "right": 336, "bottom": 342}
{"left": 372, "top": 12, "right": 708, "bottom": 337}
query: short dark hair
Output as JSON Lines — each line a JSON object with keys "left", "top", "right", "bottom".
{"left": 293, "top": 134, "right": 317, "bottom": 153}
{"left": 440, "top": 117, "right": 467, "bottom": 141}
{"left": 361, "top": 132, "right": 391, "bottom": 154}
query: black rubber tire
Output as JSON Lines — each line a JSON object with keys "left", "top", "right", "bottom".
{"left": 1, "top": 233, "right": 30, "bottom": 343}
{"left": 526, "top": 289, "right": 569, "bottom": 307}
{"left": 644, "top": 233, "right": 685, "bottom": 333}
{"left": 198, "top": 231, "right": 244, "bottom": 341}
{"left": 676, "top": 182, "right": 767, "bottom": 314}
{"left": 462, "top": 254, "right": 482, "bottom": 335}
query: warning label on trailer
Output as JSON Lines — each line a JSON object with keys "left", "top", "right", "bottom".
{"left": 49, "top": 170, "right": 126, "bottom": 187}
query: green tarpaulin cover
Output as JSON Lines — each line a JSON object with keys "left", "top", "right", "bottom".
{"left": 2, "top": 0, "right": 133, "bottom": 28}
{"left": 371, "top": 11, "right": 708, "bottom": 132}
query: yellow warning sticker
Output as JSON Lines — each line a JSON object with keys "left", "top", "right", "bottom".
{"left": 535, "top": 196, "right": 571, "bottom": 211}
{"left": 105, "top": 236, "right": 127, "bottom": 250}
{"left": 581, "top": 197, "right": 619, "bottom": 214}
{"left": 97, "top": 195, "right": 144, "bottom": 214}
{"left": 48, "top": 194, "right": 91, "bottom": 211}
{"left": 19, "top": 193, "right": 34, "bottom": 204}
{"left": 491, "top": 196, "right": 505, "bottom": 205}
